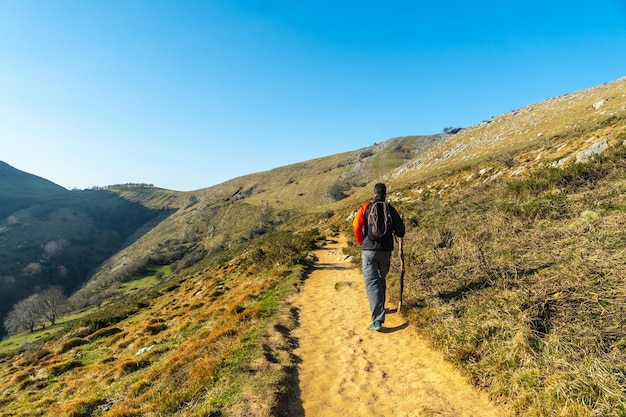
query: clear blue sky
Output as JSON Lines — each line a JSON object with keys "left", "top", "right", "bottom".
{"left": 1, "top": 1, "right": 625, "bottom": 191}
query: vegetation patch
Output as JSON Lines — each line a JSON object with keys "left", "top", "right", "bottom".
{"left": 58, "top": 337, "right": 89, "bottom": 353}
{"left": 49, "top": 359, "right": 82, "bottom": 376}
{"left": 118, "top": 358, "right": 151, "bottom": 375}
{"left": 393, "top": 145, "right": 626, "bottom": 416}
{"left": 86, "top": 326, "right": 123, "bottom": 341}
{"left": 0, "top": 226, "right": 322, "bottom": 417}
{"left": 59, "top": 396, "right": 106, "bottom": 417}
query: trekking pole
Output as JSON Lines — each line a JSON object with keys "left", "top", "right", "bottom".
{"left": 398, "top": 237, "right": 405, "bottom": 313}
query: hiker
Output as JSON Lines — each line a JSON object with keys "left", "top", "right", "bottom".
{"left": 352, "top": 183, "right": 405, "bottom": 331}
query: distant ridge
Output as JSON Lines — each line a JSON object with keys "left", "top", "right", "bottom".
{"left": 0, "top": 160, "right": 67, "bottom": 197}
{"left": 0, "top": 161, "right": 68, "bottom": 220}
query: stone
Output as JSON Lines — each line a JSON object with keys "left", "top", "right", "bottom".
{"left": 576, "top": 140, "right": 609, "bottom": 163}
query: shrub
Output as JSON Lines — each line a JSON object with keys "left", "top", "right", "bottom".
{"left": 60, "top": 397, "right": 105, "bottom": 417}
{"left": 79, "top": 296, "right": 145, "bottom": 332}
{"left": 118, "top": 358, "right": 151, "bottom": 375}
{"left": 328, "top": 184, "right": 349, "bottom": 201}
{"left": 249, "top": 229, "right": 321, "bottom": 270}
{"left": 18, "top": 344, "right": 51, "bottom": 365}
{"left": 145, "top": 323, "right": 167, "bottom": 335}
{"left": 499, "top": 191, "right": 568, "bottom": 221}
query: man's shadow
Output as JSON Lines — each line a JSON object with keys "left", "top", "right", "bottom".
{"left": 379, "top": 322, "right": 409, "bottom": 333}
{"left": 380, "top": 308, "right": 409, "bottom": 333}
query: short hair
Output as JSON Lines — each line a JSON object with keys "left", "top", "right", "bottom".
{"left": 373, "top": 183, "right": 386, "bottom": 196}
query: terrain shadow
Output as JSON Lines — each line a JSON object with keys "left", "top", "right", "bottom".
{"left": 379, "top": 322, "right": 410, "bottom": 334}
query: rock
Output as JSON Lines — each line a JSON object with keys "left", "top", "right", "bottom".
{"left": 552, "top": 155, "right": 573, "bottom": 168}
{"left": 576, "top": 140, "right": 609, "bottom": 163}
{"left": 135, "top": 344, "right": 156, "bottom": 356}
{"left": 593, "top": 100, "right": 605, "bottom": 110}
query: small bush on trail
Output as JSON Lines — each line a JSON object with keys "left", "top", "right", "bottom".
{"left": 249, "top": 229, "right": 321, "bottom": 270}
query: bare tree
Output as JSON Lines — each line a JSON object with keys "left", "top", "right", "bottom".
{"left": 38, "top": 288, "right": 67, "bottom": 326}
{"left": 4, "top": 294, "right": 42, "bottom": 334}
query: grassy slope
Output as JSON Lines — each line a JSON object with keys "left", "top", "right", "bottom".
{"left": 0, "top": 162, "right": 67, "bottom": 221}
{"left": 333, "top": 76, "right": 626, "bottom": 416}
{"left": 69, "top": 135, "right": 444, "bottom": 306}
{"left": 0, "top": 161, "right": 67, "bottom": 196}
{"left": 394, "top": 147, "right": 626, "bottom": 416}
{"left": 0, "top": 229, "right": 322, "bottom": 416}
{"left": 0, "top": 76, "right": 625, "bottom": 416}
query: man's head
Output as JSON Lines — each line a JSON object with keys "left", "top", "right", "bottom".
{"left": 373, "top": 183, "right": 386, "bottom": 198}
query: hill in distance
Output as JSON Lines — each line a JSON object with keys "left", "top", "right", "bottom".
{"left": 0, "top": 166, "right": 173, "bottom": 338}
{"left": 0, "top": 161, "right": 68, "bottom": 219}
{"left": 0, "top": 76, "right": 625, "bottom": 416}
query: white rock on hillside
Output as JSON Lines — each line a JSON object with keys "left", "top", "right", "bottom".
{"left": 576, "top": 140, "right": 609, "bottom": 163}
{"left": 135, "top": 344, "right": 156, "bottom": 356}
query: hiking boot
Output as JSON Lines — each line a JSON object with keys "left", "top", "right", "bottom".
{"left": 369, "top": 322, "right": 382, "bottom": 331}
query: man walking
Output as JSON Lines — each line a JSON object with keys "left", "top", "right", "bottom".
{"left": 352, "top": 183, "right": 405, "bottom": 331}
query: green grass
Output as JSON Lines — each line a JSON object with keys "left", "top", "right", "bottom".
{"left": 119, "top": 266, "right": 173, "bottom": 293}
{"left": 0, "top": 308, "right": 94, "bottom": 356}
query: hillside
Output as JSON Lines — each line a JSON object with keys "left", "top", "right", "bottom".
{"left": 0, "top": 172, "right": 170, "bottom": 338}
{"left": 69, "top": 134, "right": 447, "bottom": 306}
{"left": 390, "top": 76, "right": 626, "bottom": 189}
{"left": 0, "top": 76, "right": 625, "bottom": 416}
{"left": 0, "top": 162, "right": 67, "bottom": 219}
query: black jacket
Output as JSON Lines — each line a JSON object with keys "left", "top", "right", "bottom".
{"left": 359, "top": 197, "right": 405, "bottom": 251}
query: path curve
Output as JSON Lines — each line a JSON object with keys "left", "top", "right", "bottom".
{"left": 286, "top": 235, "right": 506, "bottom": 417}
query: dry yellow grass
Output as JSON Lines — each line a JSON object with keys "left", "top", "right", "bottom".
{"left": 390, "top": 143, "right": 626, "bottom": 416}
{"left": 0, "top": 229, "right": 320, "bottom": 416}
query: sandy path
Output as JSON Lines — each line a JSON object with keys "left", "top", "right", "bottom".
{"left": 287, "top": 235, "right": 506, "bottom": 417}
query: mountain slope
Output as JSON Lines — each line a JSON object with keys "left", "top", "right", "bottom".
{"left": 0, "top": 76, "right": 625, "bottom": 416}
{"left": 0, "top": 161, "right": 66, "bottom": 195}
{"left": 70, "top": 134, "right": 448, "bottom": 305}
{"left": 0, "top": 162, "right": 67, "bottom": 219}
{"left": 391, "top": 76, "right": 626, "bottom": 188}
{"left": 0, "top": 178, "right": 169, "bottom": 337}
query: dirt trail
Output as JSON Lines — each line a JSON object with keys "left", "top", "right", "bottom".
{"left": 287, "top": 235, "right": 506, "bottom": 417}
